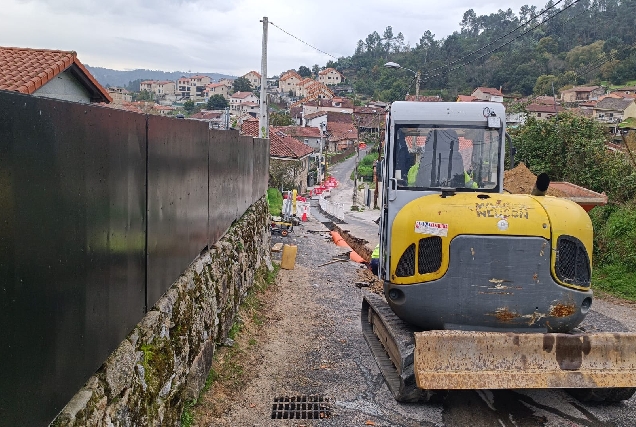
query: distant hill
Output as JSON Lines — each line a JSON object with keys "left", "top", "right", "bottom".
{"left": 85, "top": 66, "right": 236, "bottom": 88}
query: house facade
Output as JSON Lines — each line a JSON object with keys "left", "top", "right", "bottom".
{"left": 0, "top": 46, "right": 111, "bottom": 104}
{"left": 107, "top": 87, "right": 132, "bottom": 104}
{"left": 242, "top": 71, "right": 261, "bottom": 89}
{"left": 526, "top": 104, "right": 562, "bottom": 121}
{"left": 561, "top": 86, "right": 605, "bottom": 103}
{"left": 204, "top": 82, "right": 229, "bottom": 100}
{"left": 278, "top": 70, "right": 302, "bottom": 95}
{"left": 318, "top": 68, "right": 344, "bottom": 86}
{"left": 471, "top": 87, "right": 504, "bottom": 102}
{"left": 229, "top": 91, "right": 259, "bottom": 111}
{"left": 176, "top": 75, "right": 211, "bottom": 99}
{"left": 140, "top": 80, "right": 176, "bottom": 97}
{"left": 593, "top": 97, "right": 636, "bottom": 123}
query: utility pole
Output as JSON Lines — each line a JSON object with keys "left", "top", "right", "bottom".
{"left": 415, "top": 70, "right": 421, "bottom": 100}
{"left": 259, "top": 17, "right": 268, "bottom": 138}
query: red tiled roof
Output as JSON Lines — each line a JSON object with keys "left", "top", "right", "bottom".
{"left": 475, "top": 87, "right": 503, "bottom": 96}
{"left": 191, "top": 111, "right": 222, "bottom": 119}
{"left": 207, "top": 82, "right": 226, "bottom": 88}
{"left": 457, "top": 95, "right": 478, "bottom": 102}
{"left": 303, "top": 111, "right": 327, "bottom": 121}
{"left": 534, "top": 95, "right": 556, "bottom": 105}
{"left": 244, "top": 70, "right": 261, "bottom": 78}
{"left": 561, "top": 86, "right": 600, "bottom": 93}
{"left": 273, "top": 126, "right": 321, "bottom": 138}
{"left": 327, "top": 122, "right": 357, "bottom": 141}
{"left": 270, "top": 128, "right": 314, "bottom": 159}
{"left": 0, "top": 46, "right": 111, "bottom": 102}
{"left": 526, "top": 103, "right": 563, "bottom": 113}
{"left": 280, "top": 70, "right": 302, "bottom": 81}
{"left": 240, "top": 119, "right": 260, "bottom": 136}
{"left": 319, "top": 67, "right": 343, "bottom": 78}
{"left": 241, "top": 123, "right": 313, "bottom": 158}
{"left": 231, "top": 91, "right": 255, "bottom": 99}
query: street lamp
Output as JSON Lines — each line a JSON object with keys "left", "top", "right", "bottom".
{"left": 384, "top": 62, "right": 421, "bottom": 99}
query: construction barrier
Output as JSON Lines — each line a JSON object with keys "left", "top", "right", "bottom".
{"left": 319, "top": 196, "right": 345, "bottom": 221}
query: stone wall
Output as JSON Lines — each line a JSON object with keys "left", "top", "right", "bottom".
{"left": 52, "top": 197, "right": 271, "bottom": 426}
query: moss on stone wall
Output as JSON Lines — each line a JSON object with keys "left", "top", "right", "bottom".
{"left": 52, "top": 196, "right": 271, "bottom": 426}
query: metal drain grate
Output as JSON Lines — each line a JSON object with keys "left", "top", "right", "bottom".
{"left": 271, "top": 395, "right": 332, "bottom": 419}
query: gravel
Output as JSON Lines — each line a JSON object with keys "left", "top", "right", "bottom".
{"left": 195, "top": 191, "right": 636, "bottom": 426}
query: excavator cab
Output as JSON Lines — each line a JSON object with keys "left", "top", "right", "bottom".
{"left": 363, "top": 101, "right": 636, "bottom": 403}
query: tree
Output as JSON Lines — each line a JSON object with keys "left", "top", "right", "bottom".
{"left": 269, "top": 112, "right": 294, "bottom": 126}
{"left": 207, "top": 94, "right": 228, "bottom": 110}
{"left": 183, "top": 100, "right": 195, "bottom": 113}
{"left": 312, "top": 64, "right": 321, "bottom": 77}
{"left": 510, "top": 112, "right": 636, "bottom": 202}
{"left": 298, "top": 66, "right": 312, "bottom": 77}
{"left": 133, "top": 90, "right": 153, "bottom": 101}
{"left": 233, "top": 76, "right": 252, "bottom": 93}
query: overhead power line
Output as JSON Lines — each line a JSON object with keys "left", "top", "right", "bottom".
{"left": 421, "top": 0, "right": 583, "bottom": 82}
{"left": 424, "top": 0, "right": 565, "bottom": 76}
{"left": 269, "top": 21, "right": 339, "bottom": 60}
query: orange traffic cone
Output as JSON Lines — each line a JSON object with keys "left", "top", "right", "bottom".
{"left": 301, "top": 212, "right": 308, "bottom": 222}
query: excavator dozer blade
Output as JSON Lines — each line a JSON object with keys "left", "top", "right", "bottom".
{"left": 414, "top": 330, "right": 636, "bottom": 390}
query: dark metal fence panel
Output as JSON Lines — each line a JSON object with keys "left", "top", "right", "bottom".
{"left": 146, "top": 115, "right": 210, "bottom": 307}
{"left": 0, "top": 92, "right": 147, "bottom": 426}
{"left": 253, "top": 138, "right": 270, "bottom": 204}
{"left": 207, "top": 131, "right": 269, "bottom": 245}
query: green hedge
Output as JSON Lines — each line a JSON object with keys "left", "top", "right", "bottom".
{"left": 267, "top": 188, "right": 282, "bottom": 217}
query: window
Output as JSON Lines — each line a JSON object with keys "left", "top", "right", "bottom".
{"left": 537, "top": 113, "right": 542, "bottom": 117}
{"left": 393, "top": 126, "right": 502, "bottom": 190}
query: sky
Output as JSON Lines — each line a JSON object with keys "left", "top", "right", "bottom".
{"left": 2, "top": 0, "right": 550, "bottom": 77}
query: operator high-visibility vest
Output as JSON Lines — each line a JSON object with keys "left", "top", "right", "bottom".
{"left": 372, "top": 244, "right": 380, "bottom": 259}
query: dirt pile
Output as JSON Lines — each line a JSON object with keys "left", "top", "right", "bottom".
{"left": 504, "top": 163, "right": 568, "bottom": 197}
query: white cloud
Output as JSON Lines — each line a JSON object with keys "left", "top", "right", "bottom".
{"left": 2, "top": 0, "right": 550, "bottom": 76}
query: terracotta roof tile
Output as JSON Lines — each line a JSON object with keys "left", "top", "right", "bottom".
{"left": 270, "top": 128, "right": 314, "bottom": 159}
{"left": 231, "top": 91, "right": 255, "bottom": 99}
{"left": 526, "top": 103, "right": 563, "bottom": 113}
{"left": 0, "top": 45, "right": 111, "bottom": 102}
{"left": 240, "top": 119, "right": 260, "bottom": 136}
{"left": 475, "top": 87, "right": 503, "bottom": 96}
{"left": 272, "top": 126, "right": 321, "bottom": 138}
{"left": 327, "top": 122, "right": 357, "bottom": 141}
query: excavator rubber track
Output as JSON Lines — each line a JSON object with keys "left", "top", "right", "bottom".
{"left": 361, "top": 290, "right": 434, "bottom": 402}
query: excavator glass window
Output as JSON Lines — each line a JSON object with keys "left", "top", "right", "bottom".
{"left": 393, "top": 125, "right": 501, "bottom": 191}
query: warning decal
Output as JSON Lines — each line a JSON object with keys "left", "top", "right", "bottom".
{"left": 415, "top": 221, "right": 448, "bottom": 237}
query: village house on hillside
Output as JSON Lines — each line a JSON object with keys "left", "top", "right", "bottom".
{"left": 139, "top": 80, "right": 176, "bottom": 98}
{"left": 0, "top": 46, "right": 111, "bottom": 104}
{"left": 593, "top": 97, "right": 636, "bottom": 123}
{"left": 241, "top": 121, "right": 314, "bottom": 192}
{"left": 229, "top": 91, "right": 259, "bottom": 113}
{"left": 471, "top": 87, "right": 504, "bottom": 102}
{"left": 318, "top": 68, "right": 344, "bottom": 86}
{"left": 526, "top": 103, "right": 563, "bottom": 120}
{"left": 107, "top": 87, "right": 132, "bottom": 104}
{"left": 204, "top": 82, "right": 229, "bottom": 100}
{"left": 242, "top": 71, "right": 261, "bottom": 89}
{"left": 560, "top": 86, "right": 605, "bottom": 104}
{"left": 176, "top": 75, "right": 211, "bottom": 100}
{"left": 272, "top": 126, "right": 322, "bottom": 151}
{"left": 279, "top": 70, "right": 303, "bottom": 95}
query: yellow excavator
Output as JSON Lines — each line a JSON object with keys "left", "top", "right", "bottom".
{"left": 362, "top": 101, "right": 636, "bottom": 402}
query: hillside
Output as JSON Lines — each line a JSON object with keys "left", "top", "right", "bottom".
{"left": 85, "top": 66, "right": 236, "bottom": 88}
{"left": 322, "top": 0, "right": 636, "bottom": 102}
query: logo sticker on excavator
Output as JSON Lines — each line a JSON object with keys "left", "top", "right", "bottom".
{"left": 475, "top": 202, "right": 529, "bottom": 219}
{"left": 415, "top": 221, "right": 448, "bottom": 237}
